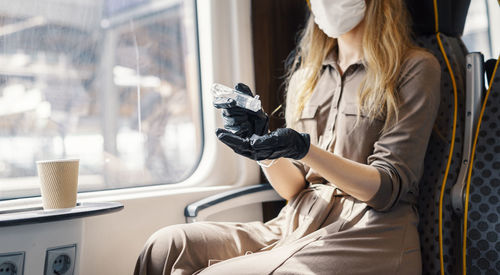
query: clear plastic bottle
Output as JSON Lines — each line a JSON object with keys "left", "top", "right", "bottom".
{"left": 211, "top": 83, "right": 262, "bottom": 112}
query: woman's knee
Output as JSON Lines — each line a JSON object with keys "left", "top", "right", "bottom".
{"left": 136, "top": 224, "right": 191, "bottom": 275}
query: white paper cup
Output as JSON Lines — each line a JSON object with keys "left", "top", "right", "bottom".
{"left": 36, "top": 159, "right": 79, "bottom": 210}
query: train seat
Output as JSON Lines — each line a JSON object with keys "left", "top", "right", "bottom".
{"left": 458, "top": 58, "right": 499, "bottom": 274}
{"left": 403, "top": 2, "right": 476, "bottom": 275}
{"left": 412, "top": 27, "right": 468, "bottom": 275}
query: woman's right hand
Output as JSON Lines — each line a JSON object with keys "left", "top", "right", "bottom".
{"left": 213, "top": 83, "right": 269, "bottom": 137}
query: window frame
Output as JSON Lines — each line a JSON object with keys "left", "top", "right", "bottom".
{"left": 0, "top": 0, "right": 260, "bottom": 209}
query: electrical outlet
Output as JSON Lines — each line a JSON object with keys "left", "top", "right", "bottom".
{"left": 44, "top": 244, "right": 76, "bottom": 275}
{"left": 0, "top": 252, "right": 24, "bottom": 275}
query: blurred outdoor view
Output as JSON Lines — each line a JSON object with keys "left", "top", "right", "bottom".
{"left": 0, "top": 0, "right": 202, "bottom": 200}
{"left": 462, "top": 0, "right": 499, "bottom": 61}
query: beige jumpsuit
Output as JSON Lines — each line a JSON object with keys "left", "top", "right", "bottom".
{"left": 134, "top": 49, "right": 441, "bottom": 275}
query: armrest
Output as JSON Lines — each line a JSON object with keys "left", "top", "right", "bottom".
{"left": 184, "top": 183, "right": 284, "bottom": 223}
{"left": 451, "top": 52, "right": 484, "bottom": 214}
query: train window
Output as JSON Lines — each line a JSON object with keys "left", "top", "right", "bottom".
{"left": 0, "top": 0, "right": 202, "bottom": 200}
{"left": 462, "top": 0, "right": 500, "bottom": 60}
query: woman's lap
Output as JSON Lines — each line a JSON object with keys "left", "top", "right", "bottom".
{"left": 198, "top": 220, "right": 421, "bottom": 275}
{"left": 272, "top": 224, "right": 421, "bottom": 275}
{"left": 135, "top": 189, "right": 421, "bottom": 275}
{"left": 134, "top": 221, "right": 281, "bottom": 275}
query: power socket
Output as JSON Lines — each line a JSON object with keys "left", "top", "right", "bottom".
{"left": 0, "top": 252, "right": 25, "bottom": 275}
{"left": 44, "top": 244, "right": 76, "bottom": 275}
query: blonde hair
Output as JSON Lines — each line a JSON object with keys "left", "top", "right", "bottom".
{"left": 286, "top": 0, "right": 416, "bottom": 131}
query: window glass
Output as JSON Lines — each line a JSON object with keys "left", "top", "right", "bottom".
{"left": 462, "top": 0, "right": 499, "bottom": 61}
{"left": 0, "top": 0, "right": 202, "bottom": 200}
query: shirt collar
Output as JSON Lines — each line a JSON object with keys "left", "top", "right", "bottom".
{"left": 322, "top": 48, "right": 365, "bottom": 68}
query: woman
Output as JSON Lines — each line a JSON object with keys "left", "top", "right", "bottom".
{"left": 135, "top": 0, "right": 440, "bottom": 274}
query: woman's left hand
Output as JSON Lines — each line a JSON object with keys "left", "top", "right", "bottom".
{"left": 213, "top": 83, "right": 269, "bottom": 138}
{"left": 216, "top": 128, "right": 310, "bottom": 161}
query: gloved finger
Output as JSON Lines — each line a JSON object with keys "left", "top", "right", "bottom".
{"left": 223, "top": 125, "right": 251, "bottom": 138}
{"left": 216, "top": 128, "right": 250, "bottom": 148}
{"left": 222, "top": 107, "right": 247, "bottom": 118}
{"left": 224, "top": 127, "right": 252, "bottom": 138}
{"left": 248, "top": 114, "right": 269, "bottom": 136}
{"left": 214, "top": 97, "right": 259, "bottom": 120}
{"left": 215, "top": 92, "right": 265, "bottom": 118}
{"left": 222, "top": 110, "right": 246, "bottom": 122}
{"left": 222, "top": 112, "right": 252, "bottom": 132}
{"left": 224, "top": 105, "right": 265, "bottom": 122}
{"left": 234, "top": 83, "right": 253, "bottom": 96}
{"left": 216, "top": 128, "right": 254, "bottom": 157}
{"left": 213, "top": 97, "right": 237, "bottom": 109}
{"left": 250, "top": 131, "right": 281, "bottom": 150}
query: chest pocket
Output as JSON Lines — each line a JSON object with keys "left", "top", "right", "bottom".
{"left": 298, "top": 105, "right": 320, "bottom": 145}
{"left": 337, "top": 104, "right": 384, "bottom": 159}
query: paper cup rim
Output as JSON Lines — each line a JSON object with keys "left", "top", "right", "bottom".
{"left": 36, "top": 159, "right": 80, "bottom": 164}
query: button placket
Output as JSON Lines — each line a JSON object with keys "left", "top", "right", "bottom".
{"left": 329, "top": 83, "right": 343, "bottom": 127}
{"left": 323, "top": 71, "right": 346, "bottom": 148}
{"left": 322, "top": 112, "right": 337, "bottom": 149}
{"left": 319, "top": 64, "right": 345, "bottom": 149}
{"left": 332, "top": 85, "right": 342, "bottom": 109}
{"left": 321, "top": 89, "right": 341, "bottom": 148}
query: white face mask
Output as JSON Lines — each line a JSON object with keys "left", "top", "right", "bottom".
{"left": 310, "top": 0, "right": 366, "bottom": 38}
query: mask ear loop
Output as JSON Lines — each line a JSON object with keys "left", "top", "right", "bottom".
{"left": 270, "top": 104, "right": 283, "bottom": 118}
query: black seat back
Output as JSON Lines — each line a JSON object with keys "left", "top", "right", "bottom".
{"left": 464, "top": 59, "right": 499, "bottom": 274}
{"left": 405, "top": 0, "right": 471, "bottom": 274}
{"left": 415, "top": 33, "right": 467, "bottom": 275}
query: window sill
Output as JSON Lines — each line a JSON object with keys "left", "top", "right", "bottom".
{"left": 0, "top": 184, "right": 234, "bottom": 212}
{"left": 0, "top": 201, "right": 123, "bottom": 227}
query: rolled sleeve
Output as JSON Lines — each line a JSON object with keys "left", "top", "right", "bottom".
{"left": 366, "top": 52, "right": 441, "bottom": 211}
{"left": 366, "top": 165, "right": 398, "bottom": 210}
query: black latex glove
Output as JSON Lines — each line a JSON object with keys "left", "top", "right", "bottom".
{"left": 216, "top": 128, "right": 311, "bottom": 161}
{"left": 213, "top": 83, "right": 269, "bottom": 137}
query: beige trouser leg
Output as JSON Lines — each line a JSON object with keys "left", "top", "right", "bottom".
{"left": 272, "top": 227, "right": 421, "bottom": 275}
{"left": 134, "top": 221, "right": 280, "bottom": 275}
{"left": 196, "top": 223, "right": 421, "bottom": 275}
{"left": 197, "top": 202, "right": 421, "bottom": 275}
